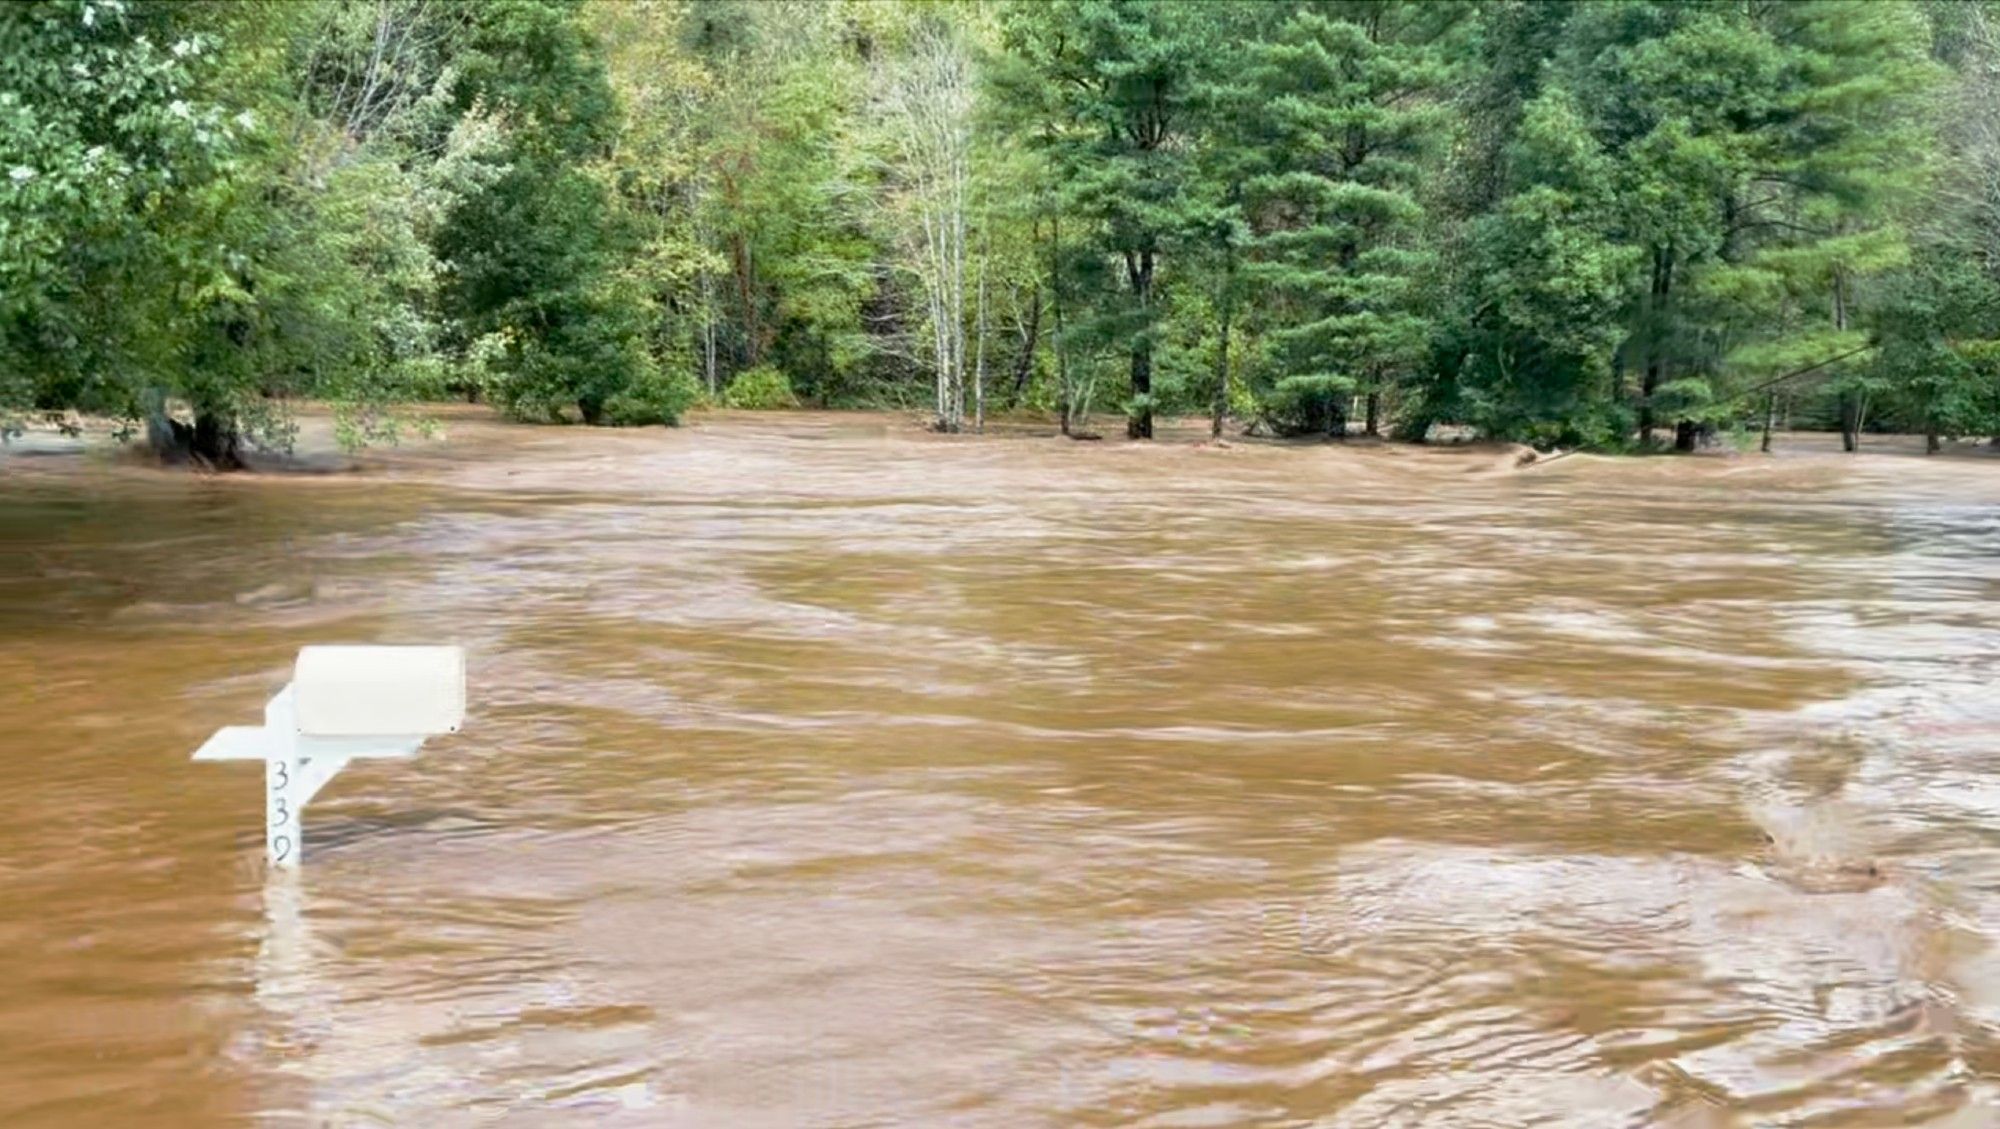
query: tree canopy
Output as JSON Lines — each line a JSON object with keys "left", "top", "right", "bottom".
{"left": 6, "top": 0, "right": 2000, "bottom": 459}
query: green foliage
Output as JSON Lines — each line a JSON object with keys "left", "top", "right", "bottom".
{"left": 1865, "top": 243, "right": 2000, "bottom": 439}
{"left": 7, "top": 0, "right": 2000, "bottom": 458}
{"left": 996, "top": 0, "right": 1232, "bottom": 437}
{"left": 723, "top": 364, "right": 797, "bottom": 410}
{"left": 1234, "top": 3, "right": 1464, "bottom": 432}
{"left": 1261, "top": 373, "right": 1356, "bottom": 438}
{"left": 1415, "top": 0, "right": 1952, "bottom": 449}
{"left": 0, "top": 0, "right": 246, "bottom": 427}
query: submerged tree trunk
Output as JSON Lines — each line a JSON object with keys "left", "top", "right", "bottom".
{"left": 1325, "top": 396, "right": 1347, "bottom": 440}
{"left": 1674, "top": 419, "right": 1698, "bottom": 452}
{"left": 1927, "top": 428, "right": 1942, "bottom": 454}
{"left": 1126, "top": 247, "right": 1155, "bottom": 440}
{"left": 1832, "top": 266, "right": 1862, "bottom": 454}
{"left": 1128, "top": 341, "right": 1153, "bottom": 439}
{"left": 1761, "top": 391, "right": 1776, "bottom": 453}
{"left": 1364, "top": 390, "right": 1380, "bottom": 438}
{"left": 1638, "top": 365, "right": 1660, "bottom": 447}
{"left": 146, "top": 392, "right": 244, "bottom": 470}
{"left": 192, "top": 411, "right": 242, "bottom": 468}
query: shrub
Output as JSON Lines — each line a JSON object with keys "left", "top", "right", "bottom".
{"left": 723, "top": 365, "right": 799, "bottom": 409}
{"left": 603, "top": 364, "right": 700, "bottom": 426}
{"left": 1260, "top": 373, "right": 1355, "bottom": 436}
{"left": 486, "top": 278, "right": 701, "bottom": 425}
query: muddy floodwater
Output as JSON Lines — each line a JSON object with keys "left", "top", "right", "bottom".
{"left": 8, "top": 413, "right": 2000, "bottom": 1126}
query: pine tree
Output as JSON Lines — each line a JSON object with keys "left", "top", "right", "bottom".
{"left": 997, "top": 0, "right": 1218, "bottom": 439}
{"left": 1238, "top": 1, "right": 1463, "bottom": 438}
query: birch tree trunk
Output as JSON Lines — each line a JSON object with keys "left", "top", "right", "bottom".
{"left": 876, "top": 22, "right": 974, "bottom": 433}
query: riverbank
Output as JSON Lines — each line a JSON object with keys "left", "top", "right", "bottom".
{"left": 8, "top": 403, "right": 2000, "bottom": 485}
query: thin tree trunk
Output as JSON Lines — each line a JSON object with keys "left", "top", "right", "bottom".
{"left": 699, "top": 220, "right": 718, "bottom": 399}
{"left": 700, "top": 265, "right": 718, "bottom": 397}
{"left": 974, "top": 220, "right": 988, "bottom": 435}
{"left": 1761, "top": 390, "right": 1776, "bottom": 453}
{"left": 1009, "top": 284, "right": 1040, "bottom": 408}
{"left": 1211, "top": 281, "right": 1232, "bottom": 440}
{"left": 1051, "top": 214, "right": 1071, "bottom": 436}
{"left": 951, "top": 161, "right": 968, "bottom": 431}
{"left": 1364, "top": 390, "right": 1380, "bottom": 438}
{"left": 1126, "top": 248, "right": 1154, "bottom": 441}
{"left": 1834, "top": 265, "right": 1857, "bottom": 454}
{"left": 731, "top": 233, "right": 759, "bottom": 366}
{"left": 1639, "top": 246, "right": 1673, "bottom": 448}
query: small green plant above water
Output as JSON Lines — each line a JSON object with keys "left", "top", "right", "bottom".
{"left": 724, "top": 367, "right": 800, "bottom": 410}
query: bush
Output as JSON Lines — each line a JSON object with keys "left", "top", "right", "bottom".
{"left": 603, "top": 364, "right": 700, "bottom": 426}
{"left": 486, "top": 277, "right": 701, "bottom": 426}
{"left": 1260, "top": 373, "right": 1355, "bottom": 436}
{"left": 723, "top": 365, "right": 799, "bottom": 409}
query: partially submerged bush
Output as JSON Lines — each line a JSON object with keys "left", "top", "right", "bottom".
{"left": 604, "top": 366, "right": 700, "bottom": 426}
{"left": 486, "top": 278, "right": 699, "bottom": 426}
{"left": 724, "top": 365, "right": 799, "bottom": 409}
{"left": 1261, "top": 373, "right": 1355, "bottom": 437}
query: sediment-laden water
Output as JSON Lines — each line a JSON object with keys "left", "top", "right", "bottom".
{"left": 5, "top": 415, "right": 2000, "bottom": 1126}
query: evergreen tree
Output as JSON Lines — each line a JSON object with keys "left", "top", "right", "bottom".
{"left": 1238, "top": 1, "right": 1463, "bottom": 438}
{"left": 997, "top": 0, "right": 1219, "bottom": 439}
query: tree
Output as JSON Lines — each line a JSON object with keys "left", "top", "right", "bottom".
{"left": 436, "top": 0, "right": 693, "bottom": 426}
{"left": 1437, "top": 89, "right": 1639, "bottom": 446}
{"left": 873, "top": 10, "right": 976, "bottom": 432}
{"left": 1422, "top": 0, "right": 1936, "bottom": 450}
{"left": 1238, "top": 2, "right": 1462, "bottom": 439}
{"left": 592, "top": 0, "right": 725, "bottom": 402}
{"left": 998, "top": 0, "right": 1219, "bottom": 439}
{"left": 1, "top": 0, "right": 262, "bottom": 463}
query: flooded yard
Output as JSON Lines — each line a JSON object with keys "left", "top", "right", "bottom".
{"left": 5, "top": 413, "right": 2000, "bottom": 1125}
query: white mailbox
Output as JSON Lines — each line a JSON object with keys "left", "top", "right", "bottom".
{"left": 295, "top": 645, "right": 464, "bottom": 736}
{"left": 193, "top": 645, "right": 467, "bottom": 867}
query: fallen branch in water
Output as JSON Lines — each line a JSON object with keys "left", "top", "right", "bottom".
{"left": 1518, "top": 447, "right": 1578, "bottom": 470}
{"left": 1718, "top": 342, "right": 1879, "bottom": 407}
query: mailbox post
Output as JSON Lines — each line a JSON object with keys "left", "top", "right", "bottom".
{"left": 193, "top": 646, "right": 465, "bottom": 867}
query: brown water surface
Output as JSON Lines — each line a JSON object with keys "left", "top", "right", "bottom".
{"left": 7, "top": 414, "right": 2000, "bottom": 1126}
